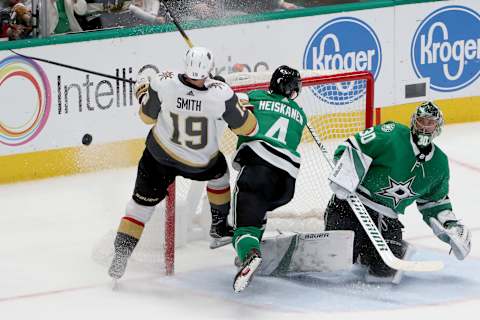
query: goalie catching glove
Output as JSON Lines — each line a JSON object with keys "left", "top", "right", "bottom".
{"left": 429, "top": 210, "right": 471, "bottom": 260}
{"left": 135, "top": 76, "right": 150, "bottom": 106}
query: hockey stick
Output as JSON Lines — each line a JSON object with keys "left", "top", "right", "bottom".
{"left": 305, "top": 124, "right": 444, "bottom": 272}
{"left": 159, "top": 1, "right": 194, "bottom": 48}
{"left": 9, "top": 49, "right": 135, "bottom": 84}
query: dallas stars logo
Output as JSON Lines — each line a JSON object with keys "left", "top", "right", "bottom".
{"left": 376, "top": 176, "right": 419, "bottom": 207}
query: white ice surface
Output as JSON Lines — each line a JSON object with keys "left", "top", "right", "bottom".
{"left": 1, "top": 122, "right": 479, "bottom": 320}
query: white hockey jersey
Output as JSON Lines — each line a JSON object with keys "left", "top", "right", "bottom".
{"left": 139, "top": 71, "right": 257, "bottom": 169}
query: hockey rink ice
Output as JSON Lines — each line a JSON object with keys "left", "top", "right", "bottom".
{"left": 1, "top": 122, "right": 479, "bottom": 320}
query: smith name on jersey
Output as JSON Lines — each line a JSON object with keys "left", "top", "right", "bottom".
{"left": 335, "top": 121, "right": 451, "bottom": 224}
{"left": 235, "top": 90, "right": 307, "bottom": 178}
{"left": 138, "top": 71, "right": 257, "bottom": 171}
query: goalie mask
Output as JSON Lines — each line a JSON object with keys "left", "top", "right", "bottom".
{"left": 410, "top": 101, "right": 444, "bottom": 147}
{"left": 184, "top": 47, "right": 214, "bottom": 80}
{"left": 269, "top": 65, "right": 302, "bottom": 100}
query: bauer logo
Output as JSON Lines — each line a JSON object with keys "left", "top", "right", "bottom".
{"left": 303, "top": 17, "right": 381, "bottom": 105}
{"left": 412, "top": 6, "right": 480, "bottom": 92}
{"left": 0, "top": 56, "right": 51, "bottom": 146}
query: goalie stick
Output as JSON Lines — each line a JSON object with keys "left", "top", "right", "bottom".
{"left": 305, "top": 123, "right": 444, "bottom": 273}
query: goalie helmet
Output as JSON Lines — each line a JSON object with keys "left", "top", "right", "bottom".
{"left": 184, "top": 47, "right": 214, "bottom": 80}
{"left": 410, "top": 101, "right": 444, "bottom": 147}
{"left": 269, "top": 65, "right": 302, "bottom": 99}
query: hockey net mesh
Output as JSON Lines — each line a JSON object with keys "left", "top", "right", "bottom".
{"left": 92, "top": 70, "right": 373, "bottom": 271}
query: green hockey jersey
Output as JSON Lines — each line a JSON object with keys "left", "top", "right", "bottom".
{"left": 235, "top": 90, "right": 307, "bottom": 178}
{"left": 335, "top": 121, "right": 452, "bottom": 224}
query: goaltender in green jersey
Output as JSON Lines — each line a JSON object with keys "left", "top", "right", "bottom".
{"left": 326, "top": 101, "right": 472, "bottom": 284}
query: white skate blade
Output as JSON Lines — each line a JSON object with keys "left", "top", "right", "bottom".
{"left": 209, "top": 236, "right": 232, "bottom": 249}
{"left": 233, "top": 256, "right": 262, "bottom": 293}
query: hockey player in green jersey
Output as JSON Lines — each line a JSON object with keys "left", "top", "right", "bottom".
{"left": 326, "top": 101, "right": 472, "bottom": 283}
{"left": 231, "top": 65, "right": 307, "bottom": 292}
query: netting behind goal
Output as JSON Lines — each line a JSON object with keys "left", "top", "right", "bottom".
{"left": 92, "top": 70, "right": 374, "bottom": 275}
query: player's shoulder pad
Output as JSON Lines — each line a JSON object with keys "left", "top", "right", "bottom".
{"left": 376, "top": 121, "right": 400, "bottom": 132}
{"left": 150, "top": 70, "right": 177, "bottom": 91}
{"left": 247, "top": 89, "right": 268, "bottom": 100}
{"left": 374, "top": 121, "right": 408, "bottom": 137}
{"left": 205, "top": 78, "right": 234, "bottom": 100}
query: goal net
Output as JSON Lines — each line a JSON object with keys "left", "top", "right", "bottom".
{"left": 92, "top": 70, "right": 374, "bottom": 274}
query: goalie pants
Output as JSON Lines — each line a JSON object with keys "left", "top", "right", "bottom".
{"left": 132, "top": 148, "right": 228, "bottom": 207}
{"left": 233, "top": 147, "right": 296, "bottom": 229}
{"left": 324, "top": 195, "right": 405, "bottom": 277}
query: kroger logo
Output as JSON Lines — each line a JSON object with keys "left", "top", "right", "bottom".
{"left": 303, "top": 17, "right": 381, "bottom": 105}
{"left": 412, "top": 6, "right": 480, "bottom": 92}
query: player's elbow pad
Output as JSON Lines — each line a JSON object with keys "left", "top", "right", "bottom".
{"left": 246, "top": 114, "right": 259, "bottom": 137}
{"left": 328, "top": 144, "right": 372, "bottom": 196}
{"left": 230, "top": 110, "right": 258, "bottom": 137}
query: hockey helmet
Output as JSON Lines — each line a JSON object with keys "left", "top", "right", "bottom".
{"left": 184, "top": 47, "right": 214, "bottom": 80}
{"left": 269, "top": 65, "right": 302, "bottom": 99}
{"left": 410, "top": 101, "right": 444, "bottom": 146}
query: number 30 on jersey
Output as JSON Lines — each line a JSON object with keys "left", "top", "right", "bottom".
{"left": 359, "top": 127, "right": 376, "bottom": 144}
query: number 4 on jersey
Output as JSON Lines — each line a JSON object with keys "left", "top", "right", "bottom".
{"left": 265, "top": 117, "right": 289, "bottom": 143}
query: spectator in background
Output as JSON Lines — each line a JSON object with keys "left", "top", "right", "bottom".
{"left": 1, "top": 1, "right": 10, "bottom": 40}
{"left": 6, "top": 0, "right": 32, "bottom": 40}
{"left": 47, "top": 0, "right": 104, "bottom": 34}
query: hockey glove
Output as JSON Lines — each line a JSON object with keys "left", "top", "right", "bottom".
{"left": 429, "top": 210, "right": 471, "bottom": 260}
{"left": 328, "top": 144, "right": 372, "bottom": 200}
{"left": 134, "top": 76, "right": 150, "bottom": 106}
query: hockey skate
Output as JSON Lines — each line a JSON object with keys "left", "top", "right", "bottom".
{"left": 233, "top": 249, "right": 262, "bottom": 293}
{"left": 209, "top": 216, "right": 234, "bottom": 249}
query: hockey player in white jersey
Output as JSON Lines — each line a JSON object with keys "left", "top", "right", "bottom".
{"left": 108, "top": 47, "right": 258, "bottom": 279}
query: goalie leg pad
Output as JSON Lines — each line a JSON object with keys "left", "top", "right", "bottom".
{"left": 256, "top": 231, "right": 354, "bottom": 276}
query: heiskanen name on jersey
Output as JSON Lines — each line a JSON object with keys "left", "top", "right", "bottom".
{"left": 257, "top": 100, "right": 304, "bottom": 126}
{"left": 235, "top": 89, "right": 307, "bottom": 178}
